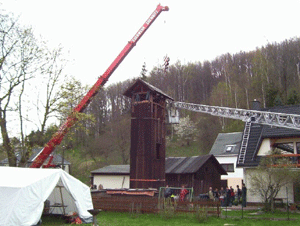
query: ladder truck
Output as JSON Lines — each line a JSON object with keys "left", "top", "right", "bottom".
{"left": 171, "top": 101, "right": 300, "bottom": 164}
{"left": 172, "top": 101, "right": 300, "bottom": 131}
{"left": 30, "top": 4, "right": 169, "bottom": 168}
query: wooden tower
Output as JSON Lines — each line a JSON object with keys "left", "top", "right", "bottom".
{"left": 123, "top": 79, "right": 173, "bottom": 189}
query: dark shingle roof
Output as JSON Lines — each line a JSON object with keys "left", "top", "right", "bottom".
{"left": 0, "top": 148, "right": 70, "bottom": 166}
{"left": 209, "top": 132, "right": 243, "bottom": 156}
{"left": 123, "top": 78, "right": 174, "bottom": 101}
{"left": 91, "top": 155, "right": 227, "bottom": 175}
{"left": 165, "top": 155, "right": 227, "bottom": 175}
{"left": 237, "top": 104, "right": 300, "bottom": 168}
{"left": 91, "top": 165, "right": 130, "bottom": 174}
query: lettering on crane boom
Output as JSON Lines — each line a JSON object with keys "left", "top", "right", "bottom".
{"left": 131, "top": 10, "right": 158, "bottom": 43}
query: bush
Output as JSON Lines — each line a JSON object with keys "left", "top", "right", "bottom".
{"left": 159, "top": 198, "right": 177, "bottom": 219}
{"left": 233, "top": 199, "right": 239, "bottom": 206}
{"left": 194, "top": 206, "right": 208, "bottom": 223}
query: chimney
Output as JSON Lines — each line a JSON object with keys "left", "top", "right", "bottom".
{"left": 252, "top": 99, "right": 261, "bottom": 110}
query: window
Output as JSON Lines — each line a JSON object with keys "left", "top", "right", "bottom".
{"left": 224, "top": 145, "right": 236, "bottom": 153}
{"left": 221, "top": 163, "right": 234, "bottom": 172}
{"left": 297, "top": 143, "right": 300, "bottom": 154}
{"left": 273, "top": 142, "right": 294, "bottom": 154}
{"left": 156, "top": 143, "right": 161, "bottom": 159}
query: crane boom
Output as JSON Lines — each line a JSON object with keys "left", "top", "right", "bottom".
{"left": 173, "top": 101, "right": 300, "bottom": 130}
{"left": 30, "top": 4, "right": 169, "bottom": 168}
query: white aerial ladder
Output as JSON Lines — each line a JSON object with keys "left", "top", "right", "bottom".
{"left": 172, "top": 101, "right": 300, "bottom": 130}
{"left": 169, "top": 101, "right": 300, "bottom": 164}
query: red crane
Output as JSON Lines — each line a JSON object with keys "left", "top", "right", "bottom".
{"left": 30, "top": 4, "right": 169, "bottom": 168}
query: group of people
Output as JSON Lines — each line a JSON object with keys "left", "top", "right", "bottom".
{"left": 164, "top": 183, "right": 247, "bottom": 207}
{"left": 208, "top": 183, "right": 247, "bottom": 207}
{"left": 164, "top": 184, "right": 190, "bottom": 202}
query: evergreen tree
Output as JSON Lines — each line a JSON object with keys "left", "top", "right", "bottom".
{"left": 140, "top": 62, "right": 147, "bottom": 81}
{"left": 287, "top": 89, "right": 300, "bottom": 105}
{"left": 274, "top": 94, "right": 283, "bottom": 106}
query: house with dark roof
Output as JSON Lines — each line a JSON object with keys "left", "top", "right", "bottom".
{"left": 91, "top": 165, "right": 130, "bottom": 189}
{"left": 209, "top": 132, "right": 243, "bottom": 189}
{"left": 236, "top": 103, "right": 300, "bottom": 203}
{"left": 90, "top": 155, "right": 227, "bottom": 196}
{"left": 165, "top": 155, "right": 227, "bottom": 196}
{"left": 0, "top": 148, "right": 71, "bottom": 172}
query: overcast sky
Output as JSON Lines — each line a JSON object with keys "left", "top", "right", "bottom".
{"left": 1, "top": 0, "right": 300, "bottom": 137}
{"left": 2, "top": 0, "right": 300, "bottom": 88}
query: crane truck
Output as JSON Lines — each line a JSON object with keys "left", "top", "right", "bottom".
{"left": 30, "top": 4, "right": 169, "bottom": 168}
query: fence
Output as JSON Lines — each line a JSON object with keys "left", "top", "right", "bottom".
{"left": 92, "top": 195, "right": 220, "bottom": 216}
{"left": 92, "top": 189, "right": 299, "bottom": 221}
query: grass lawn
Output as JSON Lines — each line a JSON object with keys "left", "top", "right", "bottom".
{"left": 41, "top": 210, "right": 300, "bottom": 226}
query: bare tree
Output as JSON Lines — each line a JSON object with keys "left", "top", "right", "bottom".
{"left": 39, "top": 46, "right": 67, "bottom": 134}
{"left": 0, "top": 11, "right": 42, "bottom": 166}
{"left": 249, "top": 151, "right": 300, "bottom": 211}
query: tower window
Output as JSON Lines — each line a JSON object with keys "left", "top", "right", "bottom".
{"left": 156, "top": 143, "right": 161, "bottom": 159}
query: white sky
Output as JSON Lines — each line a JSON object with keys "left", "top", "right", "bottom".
{"left": 2, "top": 0, "right": 300, "bottom": 88}
{"left": 1, "top": 0, "right": 300, "bottom": 138}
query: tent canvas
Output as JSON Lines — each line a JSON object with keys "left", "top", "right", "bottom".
{"left": 0, "top": 167, "right": 93, "bottom": 226}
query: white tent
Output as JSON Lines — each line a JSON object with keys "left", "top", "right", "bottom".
{"left": 0, "top": 167, "right": 93, "bottom": 226}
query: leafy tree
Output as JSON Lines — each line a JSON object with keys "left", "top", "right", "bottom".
{"left": 55, "top": 76, "right": 93, "bottom": 147}
{"left": 173, "top": 115, "right": 198, "bottom": 146}
{"left": 265, "top": 85, "right": 279, "bottom": 107}
{"left": 287, "top": 89, "right": 300, "bottom": 105}
{"left": 196, "top": 114, "right": 221, "bottom": 154}
{"left": 25, "top": 124, "right": 58, "bottom": 148}
{"left": 273, "top": 94, "right": 283, "bottom": 106}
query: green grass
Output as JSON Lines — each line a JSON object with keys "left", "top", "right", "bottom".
{"left": 166, "top": 141, "right": 204, "bottom": 157}
{"left": 41, "top": 210, "right": 300, "bottom": 226}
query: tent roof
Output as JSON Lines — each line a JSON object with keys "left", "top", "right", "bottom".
{"left": 0, "top": 167, "right": 93, "bottom": 226}
{"left": 0, "top": 167, "right": 63, "bottom": 188}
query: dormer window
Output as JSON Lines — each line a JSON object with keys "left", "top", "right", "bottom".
{"left": 224, "top": 145, "right": 236, "bottom": 153}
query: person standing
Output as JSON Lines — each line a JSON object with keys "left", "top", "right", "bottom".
{"left": 229, "top": 186, "right": 235, "bottom": 206}
{"left": 219, "top": 187, "right": 225, "bottom": 207}
{"left": 179, "top": 184, "right": 189, "bottom": 202}
{"left": 214, "top": 188, "right": 219, "bottom": 201}
{"left": 164, "top": 185, "right": 173, "bottom": 198}
{"left": 242, "top": 183, "right": 247, "bottom": 207}
{"left": 208, "top": 187, "right": 214, "bottom": 201}
{"left": 236, "top": 185, "right": 242, "bottom": 203}
{"left": 226, "top": 187, "right": 231, "bottom": 207}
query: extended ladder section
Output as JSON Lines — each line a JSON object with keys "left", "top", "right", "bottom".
{"left": 173, "top": 101, "right": 300, "bottom": 130}
{"left": 237, "top": 121, "right": 251, "bottom": 164}
{"left": 30, "top": 4, "right": 169, "bottom": 168}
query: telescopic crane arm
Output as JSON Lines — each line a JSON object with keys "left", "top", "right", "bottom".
{"left": 173, "top": 101, "right": 300, "bottom": 130}
{"left": 30, "top": 4, "right": 169, "bottom": 168}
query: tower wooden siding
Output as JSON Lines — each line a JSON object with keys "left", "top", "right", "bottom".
{"left": 123, "top": 79, "right": 173, "bottom": 189}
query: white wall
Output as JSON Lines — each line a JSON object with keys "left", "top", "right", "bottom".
{"left": 257, "top": 139, "right": 271, "bottom": 156}
{"left": 215, "top": 155, "right": 243, "bottom": 188}
{"left": 93, "top": 175, "right": 130, "bottom": 189}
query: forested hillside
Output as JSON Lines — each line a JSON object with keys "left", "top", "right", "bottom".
{"left": 48, "top": 37, "right": 300, "bottom": 183}
{"left": 5, "top": 37, "right": 300, "bottom": 184}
